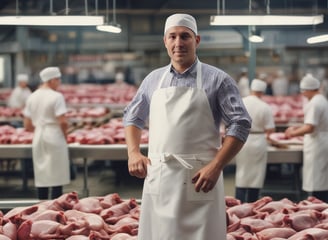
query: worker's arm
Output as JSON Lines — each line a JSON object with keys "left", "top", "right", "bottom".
{"left": 125, "top": 125, "right": 150, "bottom": 178}
{"left": 23, "top": 117, "right": 34, "bottom": 132}
{"left": 193, "top": 135, "right": 244, "bottom": 193}
{"left": 285, "top": 124, "right": 314, "bottom": 138}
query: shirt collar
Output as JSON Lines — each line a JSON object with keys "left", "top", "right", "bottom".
{"left": 170, "top": 58, "right": 198, "bottom": 78}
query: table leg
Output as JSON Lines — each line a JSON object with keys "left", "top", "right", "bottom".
{"left": 21, "top": 159, "right": 28, "bottom": 191}
{"left": 82, "top": 158, "right": 89, "bottom": 197}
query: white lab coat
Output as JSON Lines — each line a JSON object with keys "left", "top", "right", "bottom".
{"left": 138, "top": 63, "right": 226, "bottom": 240}
{"left": 302, "top": 94, "right": 328, "bottom": 191}
{"left": 235, "top": 95, "right": 275, "bottom": 188}
{"left": 23, "top": 88, "right": 70, "bottom": 187}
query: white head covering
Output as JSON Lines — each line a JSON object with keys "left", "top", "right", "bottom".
{"left": 39, "top": 67, "right": 61, "bottom": 82}
{"left": 164, "top": 13, "right": 197, "bottom": 35}
{"left": 251, "top": 79, "right": 267, "bottom": 92}
{"left": 16, "top": 74, "right": 29, "bottom": 82}
{"left": 300, "top": 73, "right": 320, "bottom": 90}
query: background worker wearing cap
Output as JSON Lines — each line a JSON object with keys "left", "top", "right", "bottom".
{"left": 235, "top": 79, "right": 275, "bottom": 203}
{"left": 7, "top": 74, "right": 31, "bottom": 109}
{"left": 123, "top": 13, "right": 251, "bottom": 240}
{"left": 23, "top": 66, "right": 70, "bottom": 200}
{"left": 285, "top": 73, "right": 328, "bottom": 202}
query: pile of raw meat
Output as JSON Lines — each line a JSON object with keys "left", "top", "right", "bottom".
{"left": 262, "top": 95, "right": 305, "bottom": 124}
{"left": 226, "top": 195, "right": 328, "bottom": 239}
{"left": 0, "top": 118, "right": 149, "bottom": 145}
{"left": 0, "top": 192, "right": 138, "bottom": 240}
{"left": 2, "top": 193, "right": 328, "bottom": 239}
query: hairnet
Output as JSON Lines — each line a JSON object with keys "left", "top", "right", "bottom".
{"left": 39, "top": 67, "right": 61, "bottom": 82}
{"left": 251, "top": 79, "right": 267, "bottom": 92}
{"left": 300, "top": 73, "right": 320, "bottom": 90}
{"left": 16, "top": 74, "right": 29, "bottom": 82}
{"left": 164, "top": 13, "right": 197, "bottom": 35}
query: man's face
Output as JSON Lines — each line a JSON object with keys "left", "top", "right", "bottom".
{"left": 163, "top": 26, "right": 200, "bottom": 70}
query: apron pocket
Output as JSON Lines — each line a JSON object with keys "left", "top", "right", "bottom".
{"left": 144, "top": 160, "right": 162, "bottom": 195}
{"left": 187, "top": 160, "right": 215, "bottom": 201}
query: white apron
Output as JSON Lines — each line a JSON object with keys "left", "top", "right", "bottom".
{"left": 235, "top": 133, "right": 267, "bottom": 188}
{"left": 303, "top": 131, "right": 328, "bottom": 191}
{"left": 138, "top": 63, "right": 226, "bottom": 240}
{"left": 32, "top": 123, "right": 70, "bottom": 187}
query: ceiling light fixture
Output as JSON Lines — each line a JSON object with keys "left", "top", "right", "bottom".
{"left": 0, "top": 0, "right": 104, "bottom": 26}
{"left": 210, "top": 0, "right": 323, "bottom": 26}
{"left": 0, "top": 16, "right": 104, "bottom": 26}
{"left": 249, "top": 29, "right": 264, "bottom": 43}
{"left": 210, "top": 15, "right": 324, "bottom": 26}
{"left": 307, "top": 34, "right": 328, "bottom": 44}
{"left": 96, "top": 0, "right": 121, "bottom": 33}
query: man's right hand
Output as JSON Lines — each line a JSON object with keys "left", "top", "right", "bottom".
{"left": 128, "top": 152, "right": 150, "bottom": 178}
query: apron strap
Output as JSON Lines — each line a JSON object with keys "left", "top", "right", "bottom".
{"left": 157, "top": 62, "right": 202, "bottom": 89}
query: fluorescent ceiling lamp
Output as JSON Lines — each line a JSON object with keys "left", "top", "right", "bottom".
{"left": 307, "top": 34, "right": 328, "bottom": 44}
{"left": 97, "top": 23, "right": 121, "bottom": 33}
{"left": 249, "top": 35, "right": 264, "bottom": 43}
{"left": 210, "top": 15, "right": 324, "bottom": 26}
{"left": 0, "top": 16, "right": 104, "bottom": 26}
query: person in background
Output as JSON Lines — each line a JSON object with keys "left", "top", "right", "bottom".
{"left": 7, "top": 74, "right": 31, "bottom": 109}
{"left": 285, "top": 73, "right": 328, "bottom": 202}
{"left": 123, "top": 13, "right": 251, "bottom": 240}
{"left": 235, "top": 79, "right": 275, "bottom": 203}
{"left": 23, "top": 67, "right": 70, "bottom": 200}
{"left": 237, "top": 68, "right": 250, "bottom": 97}
{"left": 272, "top": 69, "right": 288, "bottom": 96}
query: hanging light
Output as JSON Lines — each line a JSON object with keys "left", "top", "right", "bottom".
{"left": 0, "top": 0, "right": 104, "bottom": 26}
{"left": 307, "top": 34, "right": 328, "bottom": 44}
{"left": 248, "top": 28, "right": 264, "bottom": 43}
{"left": 210, "top": 15, "right": 323, "bottom": 26}
{"left": 96, "top": 0, "right": 121, "bottom": 33}
{"left": 210, "top": 0, "right": 323, "bottom": 26}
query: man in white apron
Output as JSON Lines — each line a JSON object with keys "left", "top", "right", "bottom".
{"left": 23, "top": 67, "right": 70, "bottom": 200}
{"left": 123, "top": 13, "right": 251, "bottom": 240}
{"left": 235, "top": 79, "right": 275, "bottom": 203}
{"left": 285, "top": 73, "right": 328, "bottom": 202}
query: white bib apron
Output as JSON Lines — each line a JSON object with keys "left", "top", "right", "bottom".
{"left": 235, "top": 133, "right": 267, "bottom": 188}
{"left": 138, "top": 63, "right": 226, "bottom": 240}
{"left": 32, "top": 123, "right": 70, "bottom": 187}
{"left": 303, "top": 131, "right": 328, "bottom": 191}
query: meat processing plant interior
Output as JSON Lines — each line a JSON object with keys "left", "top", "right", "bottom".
{"left": 0, "top": 0, "right": 328, "bottom": 239}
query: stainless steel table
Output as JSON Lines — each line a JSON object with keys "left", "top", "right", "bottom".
{"left": 0, "top": 144, "right": 303, "bottom": 197}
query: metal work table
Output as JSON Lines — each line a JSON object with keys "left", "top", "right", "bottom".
{"left": 0, "top": 144, "right": 302, "bottom": 197}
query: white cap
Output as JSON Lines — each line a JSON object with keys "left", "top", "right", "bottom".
{"left": 115, "top": 72, "right": 125, "bottom": 80}
{"left": 251, "top": 79, "right": 267, "bottom": 92}
{"left": 300, "top": 73, "right": 320, "bottom": 90}
{"left": 39, "top": 67, "right": 61, "bottom": 82}
{"left": 164, "top": 13, "right": 197, "bottom": 35}
{"left": 16, "top": 74, "right": 29, "bottom": 82}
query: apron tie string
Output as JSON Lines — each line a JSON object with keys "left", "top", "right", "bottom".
{"left": 162, "top": 153, "right": 194, "bottom": 169}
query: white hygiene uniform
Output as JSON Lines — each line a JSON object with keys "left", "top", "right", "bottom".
{"left": 302, "top": 94, "right": 328, "bottom": 192}
{"left": 138, "top": 63, "right": 226, "bottom": 240}
{"left": 235, "top": 95, "right": 275, "bottom": 188}
{"left": 23, "top": 88, "right": 70, "bottom": 187}
{"left": 7, "top": 86, "right": 31, "bottom": 108}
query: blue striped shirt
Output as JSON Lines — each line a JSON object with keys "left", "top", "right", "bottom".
{"left": 123, "top": 59, "right": 251, "bottom": 142}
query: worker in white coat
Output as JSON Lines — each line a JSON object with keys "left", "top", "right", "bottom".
{"left": 123, "top": 13, "right": 251, "bottom": 240}
{"left": 285, "top": 73, "right": 328, "bottom": 202}
{"left": 7, "top": 74, "right": 31, "bottom": 109}
{"left": 235, "top": 79, "right": 275, "bottom": 203}
{"left": 23, "top": 67, "right": 70, "bottom": 200}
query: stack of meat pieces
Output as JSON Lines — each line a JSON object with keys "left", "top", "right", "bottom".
{"left": 0, "top": 192, "right": 138, "bottom": 239}
{"left": 226, "top": 196, "right": 328, "bottom": 239}
{"left": 2, "top": 193, "right": 328, "bottom": 239}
